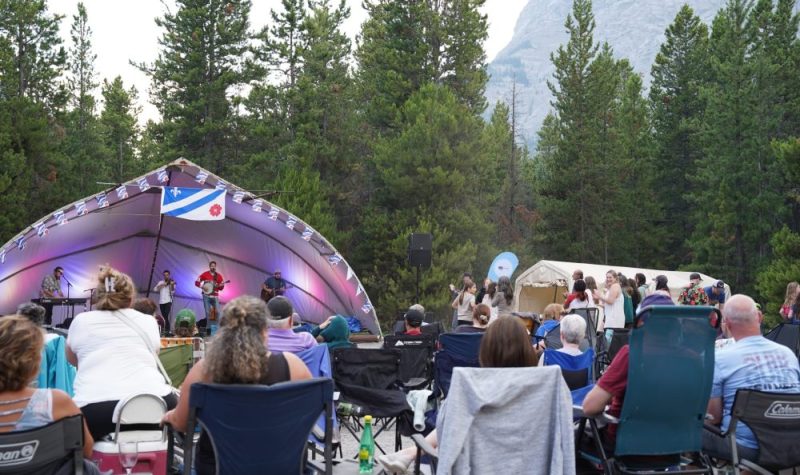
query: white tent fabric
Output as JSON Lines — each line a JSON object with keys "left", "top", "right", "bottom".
{"left": 513, "top": 260, "right": 722, "bottom": 314}
{"left": 0, "top": 160, "right": 380, "bottom": 334}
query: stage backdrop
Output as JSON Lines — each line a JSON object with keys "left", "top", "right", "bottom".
{"left": 0, "top": 159, "right": 380, "bottom": 334}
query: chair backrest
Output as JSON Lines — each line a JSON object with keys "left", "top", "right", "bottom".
{"left": 187, "top": 379, "right": 333, "bottom": 475}
{"left": 569, "top": 307, "right": 599, "bottom": 342}
{"left": 543, "top": 348, "right": 595, "bottom": 390}
{"left": 420, "top": 321, "right": 444, "bottom": 341}
{"left": 383, "top": 334, "right": 435, "bottom": 385}
{"left": 158, "top": 344, "right": 192, "bottom": 387}
{"left": 763, "top": 322, "right": 800, "bottom": 357}
{"left": 615, "top": 305, "right": 718, "bottom": 457}
{"left": 297, "top": 344, "right": 332, "bottom": 379}
{"left": 0, "top": 414, "right": 84, "bottom": 475}
{"left": 433, "top": 332, "right": 483, "bottom": 398}
{"left": 111, "top": 393, "right": 167, "bottom": 442}
{"left": 729, "top": 389, "right": 800, "bottom": 469}
{"left": 332, "top": 348, "right": 402, "bottom": 390}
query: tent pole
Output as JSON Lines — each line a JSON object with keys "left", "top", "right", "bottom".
{"left": 145, "top": 170, "right": 171, "bottom": 301}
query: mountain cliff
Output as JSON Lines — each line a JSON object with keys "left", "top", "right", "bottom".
{"left": 485, "top": 0, "right": 728, "bottom": 144}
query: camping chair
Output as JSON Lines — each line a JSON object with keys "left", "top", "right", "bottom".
{"left": 412, "top": 366, "right": 575, "bottom": 475}
{"left": 542, "top": 348, "right": 595, "bottom": 391}
{"left": 383, "top": 334, "right": 436, "bottom": 390}
{"left": 704, "top": 389, "right": 800, "bottom": 475}
{"left": 763, "top": 322, "right": 800, "bottom": 357}
{"left": 331, "top": 348, "right": 411, "bottom": 454}
{"left": 432, "top": 332, "right": 483, "bottom": 399}
{"left": 159, "top": 337, "right": 205, "bottom": 387}
{"left": 297, "top": 345, "right": 341, "bottom": 459}
{"left": 183, "top": 379, "right": 334, "bottom": 475}
{"left": 575, "top": 305, "right": 719, "bottom": 474}
{"left": 0, "top": 414, "right": 85, "bottom": 475}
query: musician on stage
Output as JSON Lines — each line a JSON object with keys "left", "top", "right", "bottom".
{"left": 261, "top": 268, "right": 286, "bottom": 302}
{"left": 154, "top": 269, "right": 176, "bottom": 331}
{"left": 40, "top": 266, "right": 65, "bottom": 325}
{"left": 195, "top": 261, "right": 224, "bottom": 326}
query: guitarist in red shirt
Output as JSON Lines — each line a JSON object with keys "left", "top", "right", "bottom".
{"left": 195, "top": 261, "right": 227, "bottom": 333}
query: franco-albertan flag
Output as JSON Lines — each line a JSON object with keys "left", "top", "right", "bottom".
{"left": 161, "top": 187, "right": 226, "bottom": 221}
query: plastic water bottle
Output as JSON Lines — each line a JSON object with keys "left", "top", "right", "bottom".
{"left": 336, "top": 402, "right": 365, "bottom": 417}
{"left": 358, "top": 415, "right": 375, "bottom": 473}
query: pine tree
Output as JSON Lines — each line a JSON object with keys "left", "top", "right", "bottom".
{"left": 649, "top": 5, "right": 710, "bottom": 266}
{"left": 99, "top": 77, "right": 140, "bottom": 183}
{"left": 140, "top": 0, "right": 256, "bottom": 174}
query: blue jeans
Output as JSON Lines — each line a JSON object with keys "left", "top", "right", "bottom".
{"left": 202, "top": 294, "right": 221, "bottom": 322}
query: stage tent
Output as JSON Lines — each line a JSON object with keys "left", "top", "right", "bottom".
{"left": 513, "top": 260, "right": 724, "bottom": 314}
{"left": 0, "top": 159, "right": 380, "bottom": 334}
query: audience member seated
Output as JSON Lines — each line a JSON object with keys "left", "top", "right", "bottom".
{"left": 454, "top": 303, "right": 490, "bottom": 333}
{"left": 17, "top": 302, "right": 76, "bottom": 395}
{"left": 702, "top": 294, "right": 800, "bottom": 462}
{"left": 564, "top": 279, "right": 594, "bottom": 310}
{"left": 535, "top": 303, "right": 565, "bottom": 342}
{"left": 0, "top": 315, "right": 94, "bottom": 458}
{"left": 162, "top": 296, "right": 312, "bottom": 475}
{"left": 174, "top": 309, "right": 197, "bottom": 337}
{"left": 377, "top": 316, "right": 538, "bottom": 473}
{"left": 265, "top": 296, "right": 317, "bottom": 353}
{"left": 66, "top": 265, "right": 176, "bottom": 440}
{"left": 132, "top": 297, "right": 166, "bottom": 334}
{"left": 582, "top": 337, "right": 630, "bottom": 446}
{"left": 402, "top": 308, "right": 425, "bottom": 335}
{"left": 538, "top": 314, "right": 586, "bottom": 366}
{"left": 311, "top": 315, "right": 354, "bottom": 351}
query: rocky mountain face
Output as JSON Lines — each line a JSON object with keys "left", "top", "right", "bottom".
{"left": 485, "top": 0, "right": 728, "bottom": 145}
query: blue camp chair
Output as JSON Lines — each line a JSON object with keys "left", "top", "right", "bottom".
{"left": 297, "top": 345, "right": 341, "bottom": 457}
{"left": 432, "top": 332, "right": 483, "bottom": 398}
{"left": 183, "top": 379, "right": 334, "bottom": 475}
{"left": 542, "top": 348, "right": 594, "bottom": 390}
{"left": 575, "top": 305, "right": 720, "bottom": 474}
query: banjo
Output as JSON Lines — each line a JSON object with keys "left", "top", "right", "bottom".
{"left": 201, "top": 279, "right": 230, "bottom": 296}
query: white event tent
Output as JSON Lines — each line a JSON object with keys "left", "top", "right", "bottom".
{"left": 0, "top": 159, "right": 380, "bottom": 334}
{"left": 513, "top": 260, "right": 722, "bottom": 314}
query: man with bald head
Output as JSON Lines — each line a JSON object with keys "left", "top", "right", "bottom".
{"left": 703, "top": 294, "right": 800, "bottom": 462}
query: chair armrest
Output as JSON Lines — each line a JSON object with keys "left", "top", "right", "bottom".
{"left": 411, "top": 433, "right": 437, "bottom": 457}
{"left": 703, "top": 422, "right": 724, "bottom": 437}
{"left": 572, "top": 405, "right": 619, "bottom": 424}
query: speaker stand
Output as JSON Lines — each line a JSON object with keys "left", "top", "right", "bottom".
{"left": 415, "top": 264, "right": 421, "bottom": 305}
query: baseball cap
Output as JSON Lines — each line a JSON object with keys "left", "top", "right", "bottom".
{"left": 689, "top": 272, "right": 701, "bottom": 281}
{"left": 715, "top": 280, "right": 725, "bottom": 289}
{"left": 267, "top": 296, "right": 293, "bottom": 319}
{"left": 174, "top": 309, "right": 196, "bottom": 328}
{"left": 404, "top": 309, "right": 424, "bottom": 326}
{"left": 654, "top": 275, "right": 669, "bottom": 290}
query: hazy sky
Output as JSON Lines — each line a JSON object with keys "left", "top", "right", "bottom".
{"left": 47, "top": 0, "right": 528, "bottom": 122}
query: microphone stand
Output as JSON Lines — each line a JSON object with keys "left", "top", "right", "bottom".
{"left": 63, "top": 276, "right": 74, "bottom": 319}
{"left": 84, "top": 288, "right": 96, "bottom": 311}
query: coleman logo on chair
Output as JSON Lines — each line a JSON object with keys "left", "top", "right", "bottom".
{"left": 0, "top": 440, "right": 38, "bottom": 466}
{"left": 764, "top": 401, "right": 800, "bottom": 419}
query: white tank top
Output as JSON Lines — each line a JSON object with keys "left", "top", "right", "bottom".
{"left": 603, "top": 286, "right": 625, "bottom": 329}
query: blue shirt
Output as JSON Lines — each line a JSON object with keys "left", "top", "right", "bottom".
{"left": 712, "top": 335, "right": 800, "bottom": 449}
{"left": 535, "top": 320, "right": 560, "bottom": 338}
{"left": 704, "top": 286, "right": 727, "bottom": 305}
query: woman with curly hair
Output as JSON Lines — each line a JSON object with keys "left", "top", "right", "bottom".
{"left": 66, "top": 265, "right": 176, "bottom": 440}
{"left": 0, "top": 315, "right": 94, "bottom": 458}
{"left": 162, "top": 295, "right": 311, "bottom": 475}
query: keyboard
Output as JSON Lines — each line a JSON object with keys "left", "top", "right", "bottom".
{"left": 32, "top": 298, "right": 88, "bottom": 306}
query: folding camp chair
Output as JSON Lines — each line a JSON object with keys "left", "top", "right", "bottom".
{"left": 0, "top": 414, "right": 85, "bottom": 475}
{"left": 383, "top": 334, "right": 435, "bottom": 390}
{"left": 432, "top": 332, "right": 483, "bottom": 399}
{"left": 575, "top": 305, "right": 719, "bottom": 474}
{"left": 331, "top": 348, "right": 411, "bottom": 454}
{"left": 704, "top": 389, "right": 800, "bottom": 475}
{"left": 542, "top": 348, "right": 595, "bottom": 390}
{"left": 412, "top": 366, "right": 575, "bottom": 474}
{"left": 297, "top": 345, "right": 341, "bottom": 458}
{"left": 763, "top": 321, "right": 800, "bottom": 357}
{"left": 183, "top": 379, "right": 334, "bottom": 475}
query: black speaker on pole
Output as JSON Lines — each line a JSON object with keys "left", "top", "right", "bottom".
{"left": 408, "top": 233, "right": 432, "bottom": 268}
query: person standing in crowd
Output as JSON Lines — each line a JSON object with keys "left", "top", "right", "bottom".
{"left": 261, "top": 268, "right": 287, "bottom": 302}
{"left": 565, "top": 279, "right": 594, "bottom": 311}
{"left": 593, "top": 270, "right": 625, "bottom": 336}
{"left": 704, "top": 280, "right": 727, "bottom": 311}
{"left": 265, "top": 296, "right": 317, "bottom": 353}
{"left": 678, "top": 272, "right": 708, "bottom": 306}
{"left": 640, "top": 275, "right": 675, "bottom": 308}
{"left": 780, "top": 281, "right": 799, "bottom": 321}
{"left": 635, "top": 273, "right": 648, "bottom": 303}
{"left": 618, "top": 274, "right": 635, "bottom": 328}
{"left": 703, "top": 295, "right": 800, "bottom": 462}
{"left": 452, "top": 281, "right": 478, "bottom": 327}
{"left": 66, "top": 265, "right": 176, "bottom": 440}
{"left": 492, "top": 276, "right": 514, "bottom": 318}
{"left": 481, "top": 281, "right": 499, "bottom": 321}
{"left": 162, "top": 296, "right": 312, "bottom": 475}
{"left": 449, "top": 272, "right": 473, "bottom": 329}
{"left": 39, "top": 266, "right": 65, "bottom": 325}
{"left": 154, "top": 270, "right": 176, "bottom": 331}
